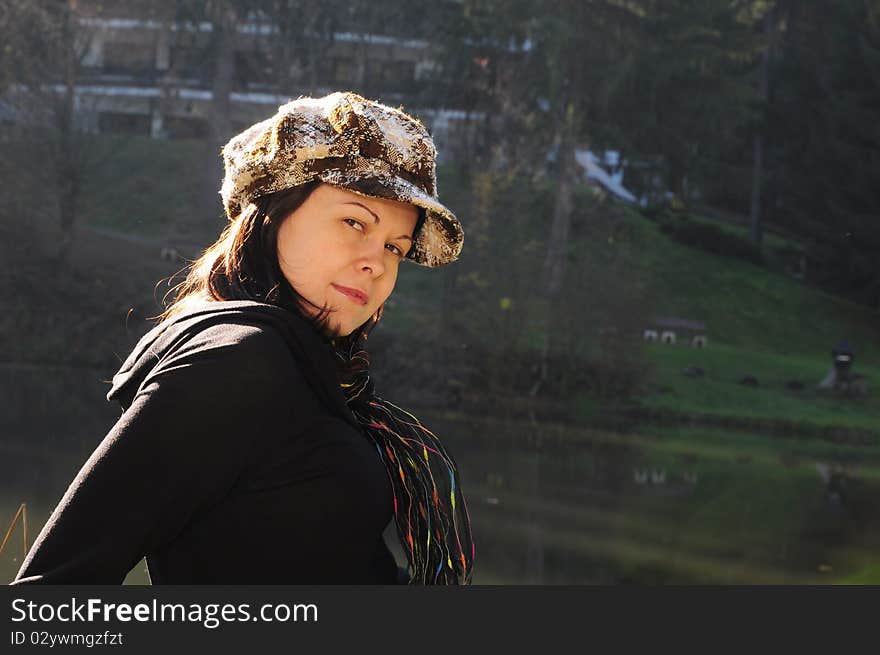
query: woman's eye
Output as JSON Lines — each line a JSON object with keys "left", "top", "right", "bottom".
{"left": 343, "top": 217, "right": 403, "bottom": 257}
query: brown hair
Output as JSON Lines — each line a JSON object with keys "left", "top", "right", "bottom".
{"left": 159, "top": 181, "right": 374, "bottom": 346}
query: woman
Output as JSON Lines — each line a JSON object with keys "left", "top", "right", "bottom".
{"left": 11, "top": 92, "right": 474, "bottom": 585}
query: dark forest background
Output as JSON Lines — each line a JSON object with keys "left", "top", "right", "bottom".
{"left": 2, "top": 1, "right": 878, "bottom": 381}
{"left": 2, "top": 0, "right": 880, "bottom": 584}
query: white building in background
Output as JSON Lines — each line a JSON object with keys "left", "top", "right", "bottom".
{"left": 10, "top": 3, "right": 654, "bottom": 189}
{"left": 38, "top": 8, "right": 477, "bottom": 160}
{"left": 575, "top": 149, "right": 639, "bottom": 204}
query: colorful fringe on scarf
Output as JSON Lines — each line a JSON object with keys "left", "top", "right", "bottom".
{"left": 331, "top": 326, "right": 475, "bottom": 585}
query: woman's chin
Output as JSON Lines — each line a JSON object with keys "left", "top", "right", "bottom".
{"left": 328, "top": 316, "right": 357, "bottom": 338}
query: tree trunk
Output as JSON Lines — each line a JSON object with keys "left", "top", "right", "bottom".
{"left": 668, "top": 155, "right": 687, "bottom": 203}
{"left": 542, "top": 140, "right": 575, "bottom": 298}
{"left": 530, "top": 102, "right": 577, "bottom": 397}
{"left": 52, "top": 0, "right": 80, "bottom": 270}
{"left": 750, "top": 5, "right": 776, "bottom": 246}
{"left": 209, "top": 2, "right": 236, "bottom": 148}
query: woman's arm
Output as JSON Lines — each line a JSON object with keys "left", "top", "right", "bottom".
{"left": 10, "top": 324, "right": 297, "bottom": 584}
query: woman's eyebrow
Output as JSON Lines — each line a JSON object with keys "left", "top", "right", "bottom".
{"left": 341, "top": 201, "right": 413, "bottom": 241}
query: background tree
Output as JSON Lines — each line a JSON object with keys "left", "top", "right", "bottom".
{"left": 599, "top": 0, "right": 768, "bottom": 210}
{"left": 765, "top": 0, "right": 880, "bottom": 307}
{"left": 0, "top": 0, "right": 97, "bottom": 267}
{"left": 419, "top": 0, "right": 653, "bottom": 398}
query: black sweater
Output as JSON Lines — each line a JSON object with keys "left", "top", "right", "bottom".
{"left": 11, "top": 301, "right": 404, "bottom": 584}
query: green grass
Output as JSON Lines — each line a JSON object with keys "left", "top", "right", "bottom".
{"left": 79, "top": 135, "right": 222, "bottom": 239}
{"left": 841, "top": 563, "right": 880, "bottom": 584}
{"left": 639, "top": 342, "right": 880, "bottom": 431}
{"left": 616, "top": 208, "right": 878, "bottom": 358}
{"left": 685, "top": 211, "right": 799, "bottom": 252}
{"left": 593, "top": 206, "right": 879, "bottom": 430}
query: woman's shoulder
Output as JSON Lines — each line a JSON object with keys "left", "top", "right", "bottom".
{"left": 110, "top": 302, "right": 317, "bottom": 407}
{"left": 177, "top": 316, "right": 295, "bottom": 357}
{"left": 161, "top": 314, "right": 308, "bottom": 384}
{"left": 154, "top": 300, "right": 316, "bottom": 363}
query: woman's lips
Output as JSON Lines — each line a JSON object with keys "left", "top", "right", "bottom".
{"left": 332, "top": 284, "right": 368, "bottom": 305}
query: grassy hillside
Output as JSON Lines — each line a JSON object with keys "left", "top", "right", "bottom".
{"left": 640, "top": 342, "right": 880, "bottom": 432}
{"left": 78, "top": 135, "right": 223, "bottom": 242}
{"left": 73, "top": 136, "right": 879, "bottom": 431}
{"left": 603, "top": 208, "right": 879, "bottom": 431}
{"left": 622, "top": 208, "right": 878, "bottom": 359}
{"left": 65, "top": 135, "right": 880, "bottom": 358}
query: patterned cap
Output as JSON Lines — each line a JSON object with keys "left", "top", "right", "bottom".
{"left": 220, "top": 91, "right": 463, "bottom": 267}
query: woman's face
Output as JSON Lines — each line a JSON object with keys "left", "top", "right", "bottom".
{"left": 276, "top": 183, "right": 419, "bottom": 336}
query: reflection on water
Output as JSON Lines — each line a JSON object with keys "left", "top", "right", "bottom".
{"left": 423, "top": 411, "right": 880, "bottom": 585}
{"left": 3, "top": 367, "right": 879, "bottom": 585}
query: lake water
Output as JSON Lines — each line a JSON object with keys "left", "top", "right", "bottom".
{"left": 3, "top": 366, "right": 879, "bottom": 585}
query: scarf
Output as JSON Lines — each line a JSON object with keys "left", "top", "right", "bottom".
{"left": 331, "top": 331, "right": 475, "bottom": 585}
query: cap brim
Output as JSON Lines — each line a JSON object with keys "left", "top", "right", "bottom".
{"left": 317, "top": 171, "right": 463, "bottom": 268}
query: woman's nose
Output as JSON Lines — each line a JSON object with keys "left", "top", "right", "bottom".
{"left": 356, "top": 239, "right": 385, "bottom": 277}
